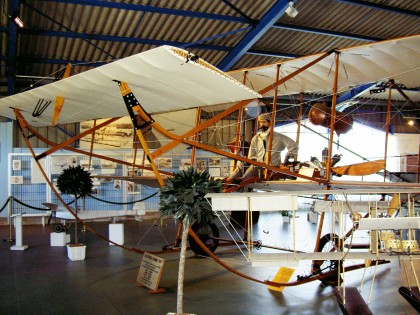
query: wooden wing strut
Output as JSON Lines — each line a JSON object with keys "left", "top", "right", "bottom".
{"left": 52, "top": 63, "right": 72, "bottom": 126}
{"left": 116, "top": 81, "right": 165, "bottom": 188}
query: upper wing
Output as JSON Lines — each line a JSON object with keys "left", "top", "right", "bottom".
{"left": 0, "top": 46, "right": 261, "bottom": 127}
{"left": 228, "top": 35, "right": 420, "bottom": 97}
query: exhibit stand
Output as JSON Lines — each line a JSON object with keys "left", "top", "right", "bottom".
{"left": 109, "top": 223, "right": 124, "bottom": 245}
{"left": 10, "top": 213, "right": 28, "bottom": 251}
{"left": 50, "top": 232, "right": 71, "bottom": 246}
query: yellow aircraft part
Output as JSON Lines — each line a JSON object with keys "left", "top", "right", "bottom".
{"left": 52, "top": 96, "right": 65, "bottom": 126}
{"left": 331, "top": 159, "right": 385, "bottom": 176}
{"left": 387, "top": 193, "right": 400, "bottom": 217}
{"left": 52, "top": 63, "right": 72, "bottom": 126}
{"left": 268, "top": 267, "right": 294, "bottom": 292}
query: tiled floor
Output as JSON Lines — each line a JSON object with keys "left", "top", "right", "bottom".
{"left": 0, "top": 212, "right": 418, "bottom": 315}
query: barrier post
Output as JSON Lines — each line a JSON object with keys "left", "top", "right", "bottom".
{"left": 4, "top": 196, "right": 14, "bottom": 242}
{"left": 10, "top": 212, "right": 28, "bottom": 251}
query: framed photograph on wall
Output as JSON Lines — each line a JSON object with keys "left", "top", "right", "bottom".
{"left": 208, "top": 158, "right": 221, "bottom": 167}
{"left": 196, "top": 159, "right": 207, "bottom": 173}
{"left": 10, "top": 176, "right": 23, "bottom": 184}
{"left": 221, "top": 165, "right": 230, "bottom": 177}
{"left": 12, "top": 160, "right": 21, "bottom": 171}
{"left": 208, "top": 167, "right": 221, "bottom": 177}
{"left": 51, "top": 156, "right": 77, "bottom": 174}
{"left": 179, "top": 159, "right": 192, "bottom": 171}
{"left": 126, "top": 181, "right": 141, "bottom": 194}
{"left": 80, "top": 159, "right": 94, "bottom": 171}
{"left": 158, "top": 158, "right": 172, "bottom": 169}
{"left": 127, "top": 170, "right": 137, "bottom": 177}
{"left": 127, "top": 181, "right": 134, "bottom": 193}
{"left": 101, "top": 160, "right": 116, "bottom": 169}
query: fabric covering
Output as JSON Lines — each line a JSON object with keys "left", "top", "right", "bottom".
{"left": 228, "top": 35, "right": 420, "bottom": 97}
{"left": 0, "top": 46, "right": 261, "bottom": 127}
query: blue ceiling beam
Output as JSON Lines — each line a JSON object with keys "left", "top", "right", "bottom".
{"left": 217, "top": 0, "right": 290, "bottom": 71}
{"left": 4, "top": 46, "right": 297, "bottom": 66}
{"left": 181, "top": 26, "right": 253, "bottom": 49}
{"left": 21, "top": 29, "right": 184, "bottom": 46}
{"left": 272, "top": 23, "right": 383, "bottom": 42}
{"left": 220, "top": 0, "right": 255, "bottom": 24}
{"left": 34, "top": 0, "right": 246, "bottom": 23}
{"left": 25, "top": 2, "right": 117, "bottom": 59}
{"left": 1, "top": 23, "right": 383, "bottom": 44}
{"left": 335, "top": 0, "right": 420, "bottom": 17}
{"left": 17, "top": 29, "right": 298, "bottom": 59}
{"left": 7, "top": 0, "right": 20, "bottom": 96}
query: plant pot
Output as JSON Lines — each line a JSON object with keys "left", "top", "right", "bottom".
{"left": 67, "top": 244, "right": 86, "bottom": 261}
{"left": 282, "top": 216, "right": 290, "bottom": 223}
{"left": 307, "top": 211, "right": 318, "bottom": 224}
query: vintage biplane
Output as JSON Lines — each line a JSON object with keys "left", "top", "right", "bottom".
{"left": 1, "top": 34, "right": 420, "bottom": 313}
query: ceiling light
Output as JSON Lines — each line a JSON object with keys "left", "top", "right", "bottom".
{"left": 407, "top": 120, "right": 415, "bottom": 126}
{"left": 285, "top": 2, "right": 298, "bottom": 18}
{"left": 9, "top": 12, "right": 24, "bottom": 28}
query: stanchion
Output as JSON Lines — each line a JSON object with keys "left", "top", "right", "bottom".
{"left": 3, "top": 196, "right": 15, "bottom": 242}
{"left": 10, "top": 212, "right": 28, "bottom": 250}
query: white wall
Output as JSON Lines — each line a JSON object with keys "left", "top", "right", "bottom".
{"left": 0, "top": 121, "right": 13, "bottom": 214}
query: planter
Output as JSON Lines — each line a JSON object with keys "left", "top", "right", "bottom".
{"left": 307, "top": 211, "right": 318, "bottom": 224}
{"left": 50, "top": 232, "right": 71, "bottom": 247}
{"left": 282, "top": 216, "right": 291, "bottom": 223}
{"left": 67, "top": 244, "right": 86, "bottom": 261}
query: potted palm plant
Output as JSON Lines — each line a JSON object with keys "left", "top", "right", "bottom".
{"left": 159, "top": 167, "right": 221, "bottom": 315}
{"left": 57, "top": 165, "right": 93, "bottom": 261}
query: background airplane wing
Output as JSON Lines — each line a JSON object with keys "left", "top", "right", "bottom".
{"left": 0, "top": 46, "right": 261, "bottom": 127}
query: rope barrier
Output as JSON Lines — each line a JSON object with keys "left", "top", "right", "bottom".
{"left": 87, "top": 191, "right": 159, "bottom": 205}
{"left": 0, "top": 197, "right": 10, "bottom": 213}
{"left": 10, "top": 196, "right": 75, "bottom": 212}
{"left": 13, "top": 198, "right": 51, "bottom": 211}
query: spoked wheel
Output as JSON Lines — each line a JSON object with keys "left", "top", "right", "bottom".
{"left": 312, "top": 233, "right": 343, "bottom": 286}
{"left": 188, "top": 222, "right": 219, "bottom": 256}
{"left": 53, "top": 223, "right": 67, "bottom": 233}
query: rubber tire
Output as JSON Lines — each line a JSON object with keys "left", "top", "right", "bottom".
{"left": 312, "top": 233, "right": 343, "bottom": 286}
{"left": 189, "top": 222, "right": 219, "bottom": 256}
{"left": 53, "top": 223, "right": 65, "bottom": 233}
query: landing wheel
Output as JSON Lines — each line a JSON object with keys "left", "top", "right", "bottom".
{"left": 312, "top": 233, "right": 343, "bottom": 286}
{"left": 53, "top": 223, "right": 67, "bottom": 233}
{"left": 189, "top": 222, "right": 219, "bottom": 256}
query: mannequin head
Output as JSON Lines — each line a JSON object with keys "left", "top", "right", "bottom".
{"left": 258, "top": 113, "right": 271, "bottom": 131}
